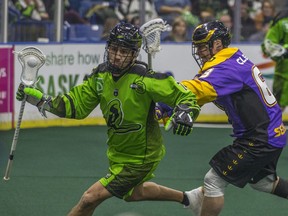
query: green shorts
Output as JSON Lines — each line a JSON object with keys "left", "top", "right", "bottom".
{"left": 99, "top": 161, "right": 160, "bottom": 199}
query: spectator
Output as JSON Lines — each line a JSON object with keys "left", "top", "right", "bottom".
{"left": 248, "top": 0, "right": 263, "bottom": 19}
{"left": 196, "top": 0, "right": 232, "bottom": 18}
{"left": 84, "top": 1, "right": 119, "bottom": 25}
{"left": 100, "top": 17, "right": 119, "bottom": 41}
{"left": 238, "top": 0, "right": 257, "bottom": 41}
{"left": 163, "top": 16, "right": 189, "bottom": 42}
{"left": 154, "top": 0, "right": 192, "bottom": 25}
{"left": 130, "top": 15, "right": 141, "bottom": 27}
{"left": 8, "top": 0, "right": 22, "bottom": 23}
{"left": 218, "top": 13, "right": 233, "bottom": 32}
{"left": 199, "top": 7, "right": 215, "bottom": 24}
{"left": 248, "top": 22, "right": 270, "bottom": 42}
{"left": 14, "top": 0, "right": 49, "bottom": 21}
{"left": 115, "top": 0, "right": 158, "bottom": 24}
{"left": 64, "top": 0, "right": 89, "bottom": 24}
{"left": 254, "top": 0, "right": 275, "bottom": 32}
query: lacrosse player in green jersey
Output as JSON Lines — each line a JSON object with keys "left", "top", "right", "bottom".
{"left": 262, "top": 9, "right": 288, "bottom": 112}
{"left": 16, "top": 22, "right": 200, "bottom": 215}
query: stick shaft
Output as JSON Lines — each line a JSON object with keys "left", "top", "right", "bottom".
{"left": 3, "top": 99, "right": 26, "bottom": 180}
{"left": 148, "top": 53, "right": 152, "bottom": 70}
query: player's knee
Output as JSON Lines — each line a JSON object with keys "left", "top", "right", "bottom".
{"left": 249, "top": 174, "right": 275, "bottom": 193}
{"left": 78, "top": 190, "right": 102, "bottom": 210}
{"left": 127, "top": 182, "right": 160, "bottom": 201}
{"left": 204, "top": 168, "right": 228, "bottom": 197}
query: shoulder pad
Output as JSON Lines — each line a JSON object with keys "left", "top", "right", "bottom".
{"left": 130, "top": 63, "right": 149, "bottom": 76}
{"left": 83, "top": 63, "right": 107, "bottom": 81}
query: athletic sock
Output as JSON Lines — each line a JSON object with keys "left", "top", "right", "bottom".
{"left": 273, "top": 178, "right": 288, "bottom": 199}
{"left": 181, "top": 192, "right": 190, "bottom": 206}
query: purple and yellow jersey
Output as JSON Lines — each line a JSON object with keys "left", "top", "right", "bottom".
{"left": 182, "top": 47, "right": 286, "bottom": 148}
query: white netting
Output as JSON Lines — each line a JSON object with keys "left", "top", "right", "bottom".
{"left": 14, "top": 47, "right": 46, "bottom": 86}
{"left": 140, "top": 18, "right": 170, "bottom": 57}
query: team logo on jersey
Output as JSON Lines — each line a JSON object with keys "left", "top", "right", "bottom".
{"left": 107, "top": 99, "right": 142, "bottom": 134}
{"left": 131, "top": 80, "right": 146, "bottom": 94}
{"left": 95, "top": 77, "right": 104, "bottom": 95}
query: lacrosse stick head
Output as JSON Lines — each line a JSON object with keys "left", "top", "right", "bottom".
{"left": 140, "top": 18, "right": 170, "bottom": 57}
{"left": 14, "top": 47, "right": 46, "bottom": 86}
{"left": 264, "top": 39, "right": 286, "bottom": 58}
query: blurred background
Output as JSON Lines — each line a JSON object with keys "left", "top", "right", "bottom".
{"left": 0, "top": 0, "right": 287, "bottom": 43}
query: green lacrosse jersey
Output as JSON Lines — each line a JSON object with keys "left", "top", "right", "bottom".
{"left": 50, "top": 62, "right": 197, "bottom": 164}
{"left": 263, "top": 12, "right": 288, "bottom": 106}
{"left": 264, "top": 15, "right": 288, "bottom": 74}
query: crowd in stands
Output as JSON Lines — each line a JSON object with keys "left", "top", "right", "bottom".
{"left": 6, "top": 0, "right": 286, "bottom": 43}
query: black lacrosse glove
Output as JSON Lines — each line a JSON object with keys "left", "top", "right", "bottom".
{"left": 165, "top": 104, "right": 200, "bottom": 136}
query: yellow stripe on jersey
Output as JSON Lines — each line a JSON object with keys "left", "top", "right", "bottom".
{"left": 200, "top": 47, "right": 239, "bottom": 73}
{"left": 182, "top": 47, "right": 239, "bottom": 105}
{"left": 181, "top": 78, "right": 217, "bottom": 106}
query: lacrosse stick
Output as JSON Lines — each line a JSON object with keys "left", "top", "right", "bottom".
{"left": 140, "top": 18, "right": 170, "bottom": 69}
{"left": 264, "top": 39, "right": 287, "bottom": 58}
{"left": 140, "top": 19, "right": 170, "bottom": 126}
{"left": 3, "top": 46, "right": 46, "bottom": 181}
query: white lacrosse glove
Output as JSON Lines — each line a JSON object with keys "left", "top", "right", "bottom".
{"left": 262, "top": 40, "right": 288, "bottom": 60}
{"left": 16, "top": 83, "right": 52, "bottom": 117}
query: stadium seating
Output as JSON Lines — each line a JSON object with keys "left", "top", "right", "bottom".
{"left": 64, "top": 24, "right": 104, "bottom": 42}
{"left": 10, "top": 19, "right": 54, "bottom": 42}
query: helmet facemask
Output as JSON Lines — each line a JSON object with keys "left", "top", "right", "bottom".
{"left": 191, "top": 20, "right": 231, "bottom": 69}
{"left": 105, "top": 43, "right": 139, "bottom": 76}
{"left": 104, "top": 22, "right": 142, "bottom": 76}
{"left": 192, "top": 42, "right": 213, "bottom": 69}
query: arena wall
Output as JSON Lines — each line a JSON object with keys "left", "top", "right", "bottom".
{"left": 0, "top": 43, "right": 283, "bottom": 130}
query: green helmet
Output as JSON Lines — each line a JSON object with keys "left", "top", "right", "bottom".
{"left": 105, "top": 22, "right": 142, "bottom": 75}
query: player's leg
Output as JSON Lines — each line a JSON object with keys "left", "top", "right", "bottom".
{"left": 127, "top": 181, "right": 184, "bottom": 202}
{"left": 68, "top": 161, "right": 159, "bottom": 216}
{"left": 273, "top": 177, "right": 288, "bottom": 198}
{"left": 124, "top": 161, "right": 185, "bottom": 203}
{"left": 249, "top": 147, "right": 288, "bottom": 199}
{"left": 249, "top": 146, "right": 288, "bottom": 199}
{"left": 183, "top": 186, "right": 204, "bottom": 216}
{"left": 200, "top": 139, "right": 271, "bottom": 216}
{"left": 67, "top": 181, "right": 113, "bottom": 216}
{"left": 250, "top": 175, "right": 288, "bottom": 199}
{"left": 200, "top": 168, "right": 229, "bottom": 216}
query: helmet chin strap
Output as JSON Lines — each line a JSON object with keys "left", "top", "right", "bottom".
{"left": 109, "top": 59, "right": 136, "bottom": 77}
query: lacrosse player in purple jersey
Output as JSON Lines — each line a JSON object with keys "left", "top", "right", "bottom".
{"left": 161, "top": 20, "right": 288, "bottom": 215}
